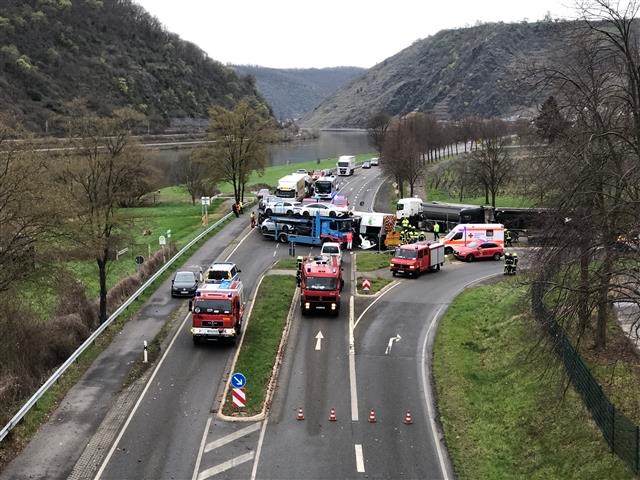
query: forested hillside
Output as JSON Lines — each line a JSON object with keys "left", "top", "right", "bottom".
{"left": 232, "top": 65, "right": 365, "bottom": 120}
{"left": 303, "top": 21, "right": 567, "bottom": 128}
{"left": 0, "top": 0, "right": 266, "bottom": 132}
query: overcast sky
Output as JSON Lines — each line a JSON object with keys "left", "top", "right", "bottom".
{"left": 134, "top": 0, "right": 577, "bottom": 69}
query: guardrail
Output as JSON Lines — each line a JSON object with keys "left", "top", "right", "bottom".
{"left": 0, "top": 205, "right": 245, "bottom": 444}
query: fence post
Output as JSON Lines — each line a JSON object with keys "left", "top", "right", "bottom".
{"left": 636, "top": 425, "right": 639, "bottom": 473}
{"left": 611, "top": 404, "right": 616, "bottom": 454}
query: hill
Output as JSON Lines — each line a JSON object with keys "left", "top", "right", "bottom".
{"left": 302, "top": 21, "right": 567, "bottom": 128}
{"left": 0, "top": 0, "right": 266, "bottom": 132}
{"left": 231, "top": 65, "right": 365, "bottom": 121}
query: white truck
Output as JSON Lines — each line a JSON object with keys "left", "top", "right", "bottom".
{"left": 336, "top": 155, "right": 356, "bottom": 176}
{"left": 275, "top": 173, "right": 308, "bottom": 201}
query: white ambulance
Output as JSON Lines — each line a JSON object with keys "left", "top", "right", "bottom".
{"left": 441, "top": 223, "right": 505, "bottom": 254}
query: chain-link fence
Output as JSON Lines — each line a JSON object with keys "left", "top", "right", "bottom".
{"left": 532, "top": 278, "right": 640, "bottom": 473}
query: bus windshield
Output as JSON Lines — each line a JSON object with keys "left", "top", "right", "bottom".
{"left": 315, "top": 181, "right": 333, "bottom": 194}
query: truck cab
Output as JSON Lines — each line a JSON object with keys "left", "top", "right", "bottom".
{"left": 396, "top": 197, "right": 423, "bottom": 219}
{"left": 299, "top": 255, "right": 344, "bottom": 315}
{"left": 190, "top": 280, "right": 245, "bottom": 345}
{"left": 390, "top": 242, "right": 445, "bottom": 278}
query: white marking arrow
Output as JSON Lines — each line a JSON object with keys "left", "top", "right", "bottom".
{"left": 385, "top": 334, "right": 402, "bottom": 355}
{"left": 315, "top": 331, "right": 324, "bottom": 351}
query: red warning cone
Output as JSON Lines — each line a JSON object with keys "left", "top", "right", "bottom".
{"left": 403, "top": 410, "right": 413, "bottom": 425}
{"left": 329, "top": 408, "right": 337, "bottom": 422}
{"left": 296, "top": 407, "right": 305, "bottom": 421}
{"left": 368, "top": 408, "right": 377, "bottom": 423}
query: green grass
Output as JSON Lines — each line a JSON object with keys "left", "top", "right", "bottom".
{"left": 433, "top": 280, "right": 631, "bottom": 479}
{"left": 223, "top": 275, "right": 297, "bottom": 416}
{"left": 356, "top": 275, "right": 392, "bottom": 295}
{"left": 273, "top": 257, "right": 299, "bottom": 270}
{"left": 356, "top": 251, "right": 394, "bottom": 272}
{"left": 216, "top": 153, "right": 375, "bottom": 194}
{"left": 425, "top": 188, "right": 535, "bottom": 208}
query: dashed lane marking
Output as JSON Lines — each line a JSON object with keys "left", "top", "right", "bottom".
{"left": 204, "top": 422, "right": 262, "bottom": 453}
{"left": 197, "top": 452, "right": 255, "bottom": 480}
{"left": 355, "top": 444, "right": 365, "bottom": 473}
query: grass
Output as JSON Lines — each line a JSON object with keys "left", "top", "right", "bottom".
{"left": 216, "top": 153, "right": 376, "bottom": 195}
{"left": 222, "top": 275, "right": 297, "bottom": 416}
{"left": 425, "top": 188, "right": 535, "bottom": 208}
{"left": 356, "top": 251, "right": 394, "bottom": 272}
{"left": 273, "top": 257, "right": 299, "bottom": 270}
{"left": 433, "top": 280, "right": 632, "bottom": 479}
{"left": 0, "top": 213, "right": 235, "bottom": 469}
{"left": 356, "top": 275, "right": 392, "bottom": 295}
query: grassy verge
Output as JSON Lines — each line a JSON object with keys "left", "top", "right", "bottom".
{"left": 222, "top": 275, "right": 297, "bottom": 416}
{"left": 273, "top": 257, "right": 299, "bottom": 270}
{"left": 0, "top": 214, "right": 235, "bottom": 470}
{"left": 433, "top": 280, "right": 631, "bottom": 479}
{"left": 216, "top": 153, "right": 375, "bottom": 195}
{"left": 356, "top": 275, "right": 392, "bottom": 295}
{"left": 356, "top": 251, "right": 393, "bottom": 272}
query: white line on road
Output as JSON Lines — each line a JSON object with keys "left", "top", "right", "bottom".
{"left": 384, "top": 334, "right": 402, "bottom": 355}
{"left": 422, "top": 305, "right": 450, "bottom": 480}
{"left": 273, "top": 243, "right": 279, "bottom": 258}
{"left": 348, "top": 295, "right": 359, "bottom": 421}
{"left": 94, "top": 311, "right": 193, "bottom": 480}
{"left": 250, "top": 417, "right": 269, "bottom": 480}
{"left": 355, "top": 444, "right": 365, "bottom": 473}
{"left": 197, "top": 452, "right": 255, "bottom": 480}
{"left": 204, "top": 422, "right": 262, "bottom": 453}
{"left": 191, "top": 417, "right": 212, "bottom": 480}
{"left": 353, "top": 282, "right": 399, "bottom": 330}
{"left": 315, "top": 330, "right": 324, "bottom": 351}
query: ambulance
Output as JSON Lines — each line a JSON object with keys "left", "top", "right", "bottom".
{"left": 441, "top": 223, "right": 505, "bottom": 255}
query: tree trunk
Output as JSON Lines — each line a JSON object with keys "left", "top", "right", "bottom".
{"left": 491, "top": 189, "right": 496, "bottom": 208}
{"left": 97, "top": 256, "right": 108, "bottom": 324}
{"left": 484, "top": 186, "right": 489, "bottom": 204}
{"left": 578, "top": 243, "right": 590, "bottom": 333}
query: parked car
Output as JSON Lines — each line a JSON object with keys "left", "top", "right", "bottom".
{"left": 362, "top": 161, "right": 371, "bottom": 169}
{"left": 260, "top": 218, "right": 294, "bottom": 236}
{"left": 453, "top": 242, "right": 504, "bottom": 262}
{"left": 264, "top": 200, "right": 301, "bottom": 216}
{"left": 295, "top": 202, "right": 349, "bottom": 218}
{"left": 370, "top": 157, "right": 379, "bottom": 166}
{"left": 331, "top": 195, "right": 349, "bottom": 208}
{"left": 171, "top": 271, "right": 198, "bottom": 297}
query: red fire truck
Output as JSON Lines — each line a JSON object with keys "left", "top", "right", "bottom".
{"left": 298, "top": 255, "right": 344, "bottom": 315}
{"left": 390, "top": 241, "right": 445, "bottom": 278}
{"left": 190, "top": 280, "right": 245, "bottom": 345}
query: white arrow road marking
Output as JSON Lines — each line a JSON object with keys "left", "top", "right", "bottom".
{"left": 384, "top": 334, "right": 402, "bottom": 355}
{"left": 315, "top": 331, "right": 324, "bottom": 351}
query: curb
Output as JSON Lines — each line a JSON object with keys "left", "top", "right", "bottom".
{"left": 354, "top": 279, "right": 399, "bottom": 298}
{"left": 216, "top": 270, "right": 299, "bottom": 422}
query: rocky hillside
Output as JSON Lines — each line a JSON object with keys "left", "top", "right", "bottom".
{"left": 232, "top": 65, "right": 365, "bottom": 121}
{"left": 0, "top": 0, "right": 266, "bottom": 132}
{"left": 302, "top": 21, "right": 567, "bottom": 128}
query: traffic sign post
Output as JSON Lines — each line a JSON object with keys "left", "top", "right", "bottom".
{"left": 232, "top": 387, "right": 246, "bottom": 408}
{"left": 135, "top": 255, "right": 144, "bottom": 271}
{"left": 159, "top": 235, "right": 166, "bottom": 263}
{"left": 362, "top": 278, "right": 371, "bottom": 293}
{"left": 201, "top": 196, "right": 210, "bottom": 225}
{"left": 231, "top": 372, "right": 247, "bottom": 388}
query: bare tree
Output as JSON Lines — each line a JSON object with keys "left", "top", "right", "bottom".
{"left": 473, "top": 119, "right": 513, "bottom": 207}
{"left": 382, "top": 116, "right": 424, "bottom": 197}
{"left": 176, "top": 152, "right": 212, "bottom": 205}
{"left": 367, "top": 111, "right": 392, "bottom": 161}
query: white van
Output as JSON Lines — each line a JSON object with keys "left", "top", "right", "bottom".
{"left": 441, "top": 224, "right": 505, "bottom": 254}
{"left": 320, "top": 242, "right": 342, "bottom": 265}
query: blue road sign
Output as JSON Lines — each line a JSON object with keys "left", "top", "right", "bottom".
{"left": 231, "top": 372, "right": 246, "bottom": 388}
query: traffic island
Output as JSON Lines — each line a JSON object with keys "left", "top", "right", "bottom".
{"left": 356, "top": 275, "right": 393, "bottom": 295}
{"left": 220, "top": 275, "right": 297, "bottom": 418}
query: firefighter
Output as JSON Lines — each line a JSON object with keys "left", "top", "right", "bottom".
{"left": 504, "top": 252, "right": 513, "bottom": 275}
{"left": 505, "top": 229, "right": 513, "bottom": 247}
{"left": 432, "top": 222, "right": 440, "bottom": 240}
{"left": 250, "top": 211, "right": 256, "bottom": 228}
{"left": 232, "top": 202, "right": 239, "bottom": 218}
{"left": 401, "top": 217, "right": 410, "bottom": 229}
{"left": 239, "top": 201, "right": 244, "bottom": 214}
{"left": 512, "top": 252, "right": 519, "bottom": 274}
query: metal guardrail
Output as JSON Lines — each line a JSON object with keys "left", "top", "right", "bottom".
{"left": 0, "top": 206, "right": 244, "bottom": 444}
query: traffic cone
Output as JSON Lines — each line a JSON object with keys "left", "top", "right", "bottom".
{"left": 296, "top": 407, "right": 305, "bottom": 421}
{"left": 403, "top": 410, "right": 413, "bottom": 425}
{"left": 329, "top": 408, "right": 337, "bottom": 422}
{"left": 368, "top": 408, "right": 377, "bottom": 423}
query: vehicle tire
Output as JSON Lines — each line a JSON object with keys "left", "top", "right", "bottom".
{"left": 261, "top": 226, "right": 269, "bottom": 234}
{"left": 437, "top": 264, "right": 441, "bottom": 271}
{"left": 445, "top": 246, "right": 453, "bottom": 255}
{"left": 303, "top": 211, "right": 310, "bottom": 217}
{"left": 286, "top": 210, "right": 293, "bottom": 216}
{"left": 265, "top": 208, "right": 273, "bottom": 216}
{"left": 493, "top": 252, "right": 501, "bottom": 261}
{"left": 192, "top": 336, "right": 200, "bottom": 346}
{"left": 301, "top": 304, "right": 307, "bottom": 316}
{"left": 279, "top": 232, "right": 288, "bottom": 243}
{"left": 466, "top": 254, "right": 474, "bottom": 262}
{"left": 392, "top": 271, "right": 397, "bottom": 277}
{"left": 329, "top": 211, "right": 336, "bottom": 217}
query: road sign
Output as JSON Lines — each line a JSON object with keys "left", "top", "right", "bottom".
{"left": 159, "top": 235, "right": 166, "bottom": 246}
{"left": 362, "top": 279, "right": 371, "bottom": 292}
{"left": 201, "top": 196, "right": 211, "bottom": 206}
{"left": 135, "top": 255, "right": 144, "bottom": 265}
{"left": 232, "top": 387, "right": 246, "bottom": 408}
{"left": 231, "top": 372, "right": 246, "bottom": 388}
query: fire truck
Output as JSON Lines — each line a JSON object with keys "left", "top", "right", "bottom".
{"left": 297, "top": 255, "right": 344, "bottom": 315}
{"left": 190, "top": 280, "right": 245, "bottom": 345}
{"left": 390, "top": 241, "right": 445, "bottom": 278}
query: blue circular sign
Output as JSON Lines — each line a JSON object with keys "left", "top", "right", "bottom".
{"left": 231, "top": 372, "right": 246, "bottom": 388}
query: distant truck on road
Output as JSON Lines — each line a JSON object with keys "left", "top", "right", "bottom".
{"left": 336, "top": 155, "right": 356, "bottom": 176}
{"left": 275, "top": 173, "right": 308, "bottom": 201}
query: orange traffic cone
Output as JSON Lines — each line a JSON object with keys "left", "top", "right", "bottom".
{"left": 404, "top": 410, "right": 413, "bottom": 425}
{"left": 329, "top": 408, "right": 337, "bottom": 422}
{"left": 368, "top": 408, "right": 377, "bottom": 423}
{"left": 296, "top": 407, "right": 305, "bottom": 421}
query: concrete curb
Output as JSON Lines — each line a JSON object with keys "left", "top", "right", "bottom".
{"left": 216, "top": 267, "right": 299, "bottom": 422}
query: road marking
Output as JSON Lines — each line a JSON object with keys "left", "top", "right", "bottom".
{"left": 384, "top": 334, "right": 402, "bottom": 355}
{"left": 355, "top": 444, "right": 365, "bottom": 473}
{"left": 204, "top": 422, "right": 262, "bottom": 453}
{"left": 348, "top": 295, "right": 359, "bottom": 421}
{"left": 197, "top": 452, "right": 255, "bottom": 480}
{"left": 273, "top": 243, "right": 279, "bottom": 258}
{"left": 370, "top": 177, "right": 387, "bottom": 212}
{"left": 225, "top": 226, "right": 255, "bottom": 261}
{"left": 250, "top": 416, "right": 269, "bottom": 480}
{"left": 95, "top": 311, "right": 193, "bottom": 480}
{"left": 191, "top": 417, "right": 212, "bottom": 480}
{"left": 315, "top": 330, "right": 324, "bottom": 351}
{"left": 422, "top": 305, "right": 450, "bottom": 480}
{"left": 353, "top": 282, "right": 399, "bottom": 330}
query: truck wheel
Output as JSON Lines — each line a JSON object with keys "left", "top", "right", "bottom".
{"left": 192, "top": 336, "right": 200, "bottom": 346}
{"left": 466, "top": 254, "right": 474, "bottom": 262}
{"left": 392, "top": 271, "right": 397, "bottom": 277}
{"left": 279, "top": 232, "right": 288, "bottom": 243}
{"left": 493, "top": 252, "right": 501, "bottom": 261}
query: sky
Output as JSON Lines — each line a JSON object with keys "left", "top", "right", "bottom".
{"left": 134, "top": 0, "right": 577, "bottom": 69}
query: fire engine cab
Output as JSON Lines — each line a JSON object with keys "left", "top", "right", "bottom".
{"left": 390, "top": 241, "right": 445, "bottom": 278}
{"left": 190, "top": 280, "right": 245, "bottom": 345}
{"left": 298, "top": 255, "right": 344, "bottom": 315}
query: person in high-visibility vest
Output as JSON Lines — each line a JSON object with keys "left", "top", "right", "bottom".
{"left": 401, "top": 217, "right": 410, "bottom": 228}
{"left": 250, "top": 211, "right": 256, "bottom": 228}
{"left": 346, "top": 230, "right": 353, "bottom": 250}
{"left": 239, "top": 201, "right": 244, "bottom": 214}
{"left": 432, "top": 222, "right": 440, "bottom": 240}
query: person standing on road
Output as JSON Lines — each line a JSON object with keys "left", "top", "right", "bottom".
{"left": 239, "top": 201, "right": 244, "bottom": 214}
{"left": 232, "top": 202, "right": 239, "bottom": 218}
{"left": 346, "top": 230, "right": 353, "bottom": 250}
{"left": 433, "top": 222, "right": 440, "bottom": 240}
{"left": 250, "top": 211, "right": 256, "bottom": 228}
{"left": 505, "top": 229, "right": 513, "bottom": 247}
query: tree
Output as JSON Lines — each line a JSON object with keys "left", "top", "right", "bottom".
{"left": 205, "top": 99, "right": 272, "bottom": 204}
{"left": 473, "top": 120, "right": 512, "bottom": 207}
{"left": 534, "top": 95, "right": 567, "bottom": 143}
{"left": 367, "top": 111, "right": 391, "bottom": 161}
{"left": 175, "top": 152, "right": 212, "bottom": 205}
{"left": 382, "top": 117, "right": 424, "bottom": 197}
{"left": 56, "top": 104, "right": 147, "bottom": 324}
